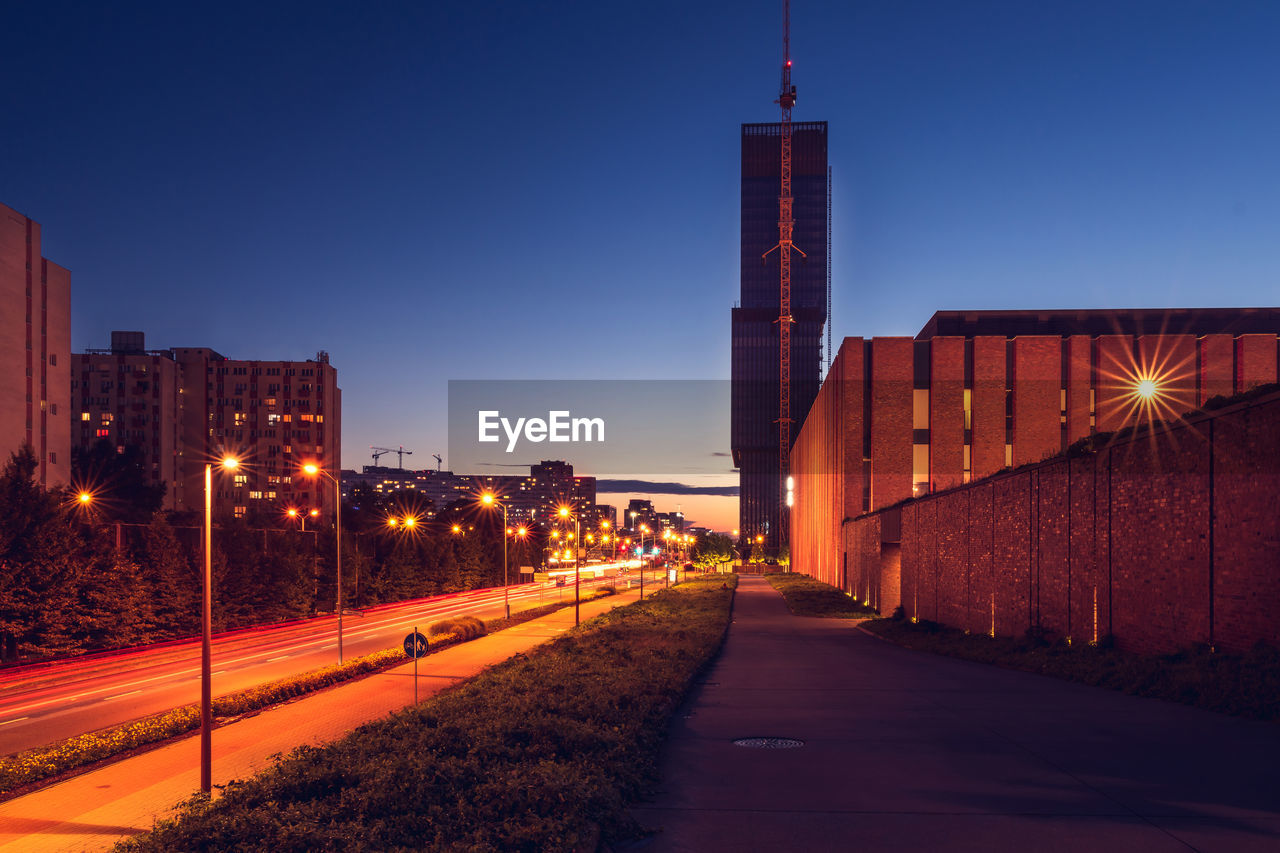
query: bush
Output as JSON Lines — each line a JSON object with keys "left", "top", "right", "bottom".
{"left": 428, "top": 615, "right": 486, "bottom": 641}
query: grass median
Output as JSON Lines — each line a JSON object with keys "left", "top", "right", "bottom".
{"left": 0, "top": 587, "right": 617, "bottom": 801}
{"left": 863, "top": 615, "right": 1280, "bottom": 722}
{"left": 115, "top": 575, "right": 736, "bottom": 852}
{"left": 766, "top": 572, "right": 878, "bottom": 618}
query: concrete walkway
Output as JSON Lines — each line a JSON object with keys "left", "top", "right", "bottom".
{"left": 0, "top": 587, "right": 648, "bottom": 852}
{"left": 631, "top": 576, "right": 1280, "bottom": 852}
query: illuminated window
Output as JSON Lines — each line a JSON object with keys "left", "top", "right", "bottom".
{"left": 81, "top": 412, "right": 90, "bottom": 421}
{"left": 248, "top": 490, "right": 263, "bottom": 500}
{"left": 234, "top": 506, "right": 246, "bottom": 518}
{"left": 101, "top": 412, "right": 113, "bottom": 422}
{"left": 234, "top": 474, "right": 248, "bottom": 486}
{"left": 233, "top": 412, "right": 247, "bottom": 426}
{"left": 266, "top": 490, "right": 276, "bottom": 499}
{"left": 96, "top": 428, "right": 109, "bottom": 437}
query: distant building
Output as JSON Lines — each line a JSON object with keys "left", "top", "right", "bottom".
{"left": 731, "top": 122, "right": 830, "bottom": 550}
{"left": 0, "top": 203, "right": 70, "bottom": 487}
{"left": 73, "top": 334, "right": 342, "bottom": 518}
{"left": 170, "top": 347, "right": 341, "bottom": 519}
{"left": 73, "top": 332, "right": 184, "bottom": 508}
{"left": 344, "top": 460, "right": 598, "bottom": 526}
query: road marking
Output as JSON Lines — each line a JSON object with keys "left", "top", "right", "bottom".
{"left": 1, "top": 578, "right": 622, "bottom": 718}
{"left": 105, "top": 690, "right": 141, "bottom": 701}
{"left": 0, "top": 717, "right": 29, "bottom": 726}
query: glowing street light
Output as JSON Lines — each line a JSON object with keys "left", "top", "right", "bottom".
{"left": 558, "top": 505, "right": 582, "bottom": 626}
{"left": 200, "top": 454, "right": 238, "bottom": 794}
{"left": 302, "top": 462, "right": 344, "bottom": 665}
{"left": 480, "top": 491, "right": 511, "bottom": 618}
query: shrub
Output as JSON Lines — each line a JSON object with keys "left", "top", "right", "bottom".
{"left": 428, "top": 615, "right": 486, "bottom": 641}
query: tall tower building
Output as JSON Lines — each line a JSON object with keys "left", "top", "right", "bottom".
{"left": 0, "top": 203, "right": 70, "bottom": 487}
{"left": 731, "top": 122, "right": 829, "bottom": 549}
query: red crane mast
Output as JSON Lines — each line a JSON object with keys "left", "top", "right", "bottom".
{"left": 762, "top": 0, "right": 803, "bottom": 546}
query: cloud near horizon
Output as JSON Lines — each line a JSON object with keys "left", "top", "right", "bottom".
{"left": 596, "top": 479, "right": 739, "bottom": 497}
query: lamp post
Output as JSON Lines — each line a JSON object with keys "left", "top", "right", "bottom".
{"left": 202, "top": 454, "right": 239, "bottom": 794}
{"left": 302, "top": 463, "right": 343, "bottom": 664}
{"left": 480, "top": 492, "right": 510, "bottom": 618}
{"left": 558, "top": 505, "right": 581, "bottom": 625}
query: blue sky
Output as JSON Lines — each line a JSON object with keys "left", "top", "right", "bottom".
{"left": 4, "top": 1, "right": 1279, "bottom": 530}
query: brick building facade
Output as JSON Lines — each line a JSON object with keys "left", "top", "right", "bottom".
{"left": 791, "top": 308, "right": 1280, "bottom": 611}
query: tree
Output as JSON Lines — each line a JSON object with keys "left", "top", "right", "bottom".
{"left": 71, "top": 440, "right": 166, "bottom": 523}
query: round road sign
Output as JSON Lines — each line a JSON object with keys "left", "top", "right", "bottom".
{"left": 403, "top": 631, "right": 429, "bottom": 659}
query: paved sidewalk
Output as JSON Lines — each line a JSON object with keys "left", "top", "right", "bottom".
{"left": 630, "top": 576, "right": 1280, "bottom": 852}
{"left": 0, "top": 587, "right": 647, "bottom": 852}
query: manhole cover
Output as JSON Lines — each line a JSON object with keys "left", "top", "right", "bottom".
{"left": 732, "top": 737, "right": 805, "bottom": 749}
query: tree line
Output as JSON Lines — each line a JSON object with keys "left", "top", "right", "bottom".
{"left": 0, "top": 444, "right": 543, "bottom": 664}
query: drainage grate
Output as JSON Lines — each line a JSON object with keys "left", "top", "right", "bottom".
{"left": 732, "top": 737, "right": 805, "bottom": 750}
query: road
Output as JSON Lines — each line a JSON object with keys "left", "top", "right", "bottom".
{"left": 0, "top": 567, "right": 666, "bottom": 756}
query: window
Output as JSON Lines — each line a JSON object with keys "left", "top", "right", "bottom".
{"left": 96, "top": 428, "right": 110, "bottom": 437}
{"left": 234, "top": 474, "right": 248, "bottom": 486}
{"left": 49, "top": 353, "right": 56, "bottom": 366}
{"left": 81, "top": 412, "right": 90, "bottom": 421}
{"left": 234, "top": 506, "right": 246, "bottom": 519}
{"left": 248, "top": 490, "right": 263, "bottom": 500}
{"left": 48, "top": 452, "right": 56, "bottom": 464}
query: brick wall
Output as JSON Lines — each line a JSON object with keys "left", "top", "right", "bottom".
{"left": 847, "top": 389, "right": 1280, "bottom": 654}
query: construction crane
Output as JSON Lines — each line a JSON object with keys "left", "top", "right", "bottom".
{"left": 432, "top": 453, "right": 443, "bottom": 472}
{"left": 761, "top": 0, "right": 803, "bottom": 547}
{"left": 371, "top": 445, "right": 414, "bottom": 468}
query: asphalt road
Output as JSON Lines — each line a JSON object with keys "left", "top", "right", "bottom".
{"left": 0, "top": 569, "right": 658, "bottom": 756}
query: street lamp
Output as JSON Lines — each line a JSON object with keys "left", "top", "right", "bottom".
{"left": 201, "top": 454, "right": 239, "bottom": 794}
{"left": 480, "top": 492, "right": 511, "bottom": 618}
{"left": 302, "top": 462, "right": 343, "bottom": 665}
{"left": 558, "top": 505, "right": 581, "bottom": 625}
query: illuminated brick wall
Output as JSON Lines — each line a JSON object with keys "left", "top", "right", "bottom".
{"left": 791, "top": 308, "right": 1280, "bottom": 650}
{"left": 844, "top": 388, "right": 1280, "bottom": 654}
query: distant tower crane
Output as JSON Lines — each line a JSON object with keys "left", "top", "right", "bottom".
{"left": 760, "top": 0, "right": 803, "bottom": 547}
{"left": 433, "top": 453, "right": 443, "bottom": 472}
{"left": 370, "top": 445, "right": 414, "bottom": 468}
